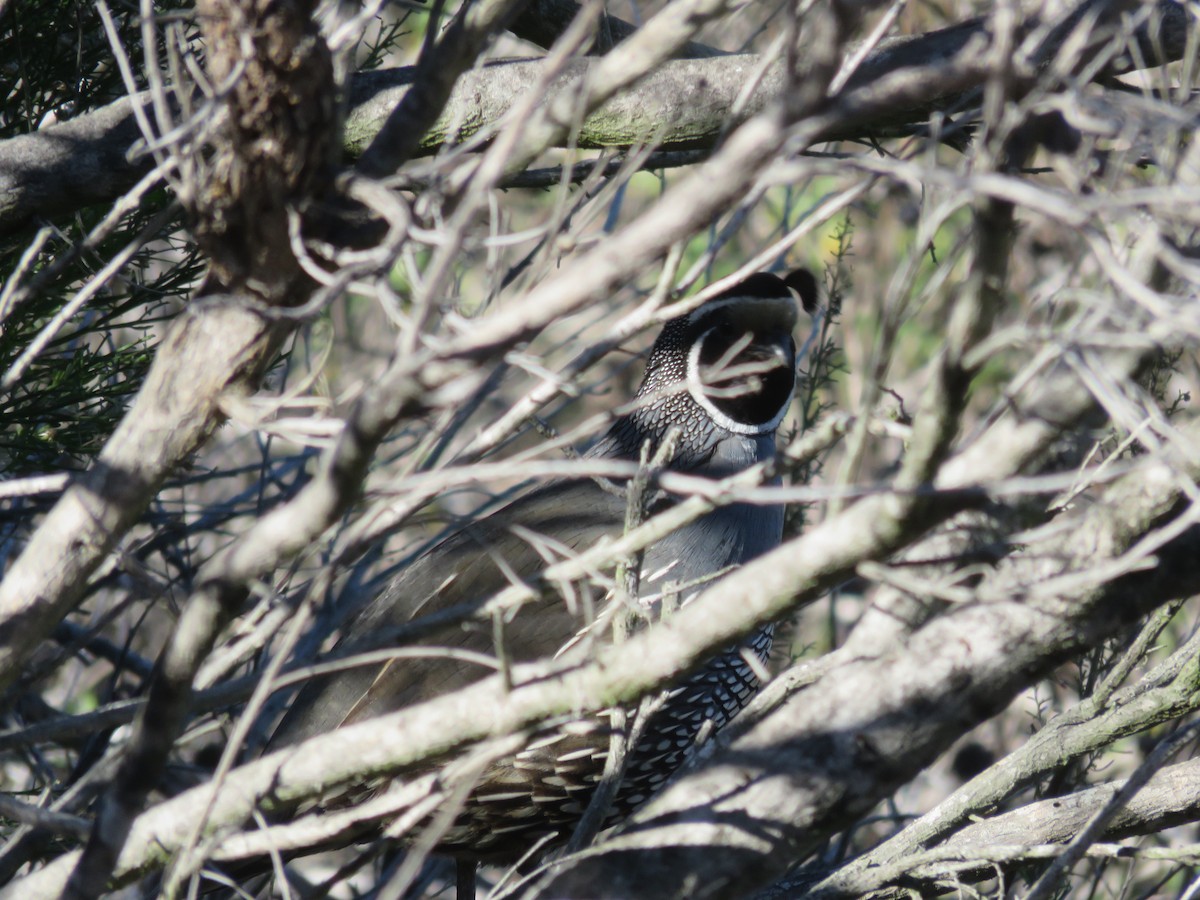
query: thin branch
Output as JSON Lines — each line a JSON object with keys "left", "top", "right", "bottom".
{"left": 2, "top": 1, "right": 1188, "bottom": 238}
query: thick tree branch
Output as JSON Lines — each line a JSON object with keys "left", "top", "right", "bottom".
{"left": 0, "top": 97, "right": 154, "bottom": 240}
{"left": 818, "top": 606, "right": 1200, "bottom": 894}
{"left": 0, "top": 1, "right": 1188, "bottom": 239}
{"left": 343, "top": 53, "right": 776, "bottom": 158}
{"left": 916, "top": 758, "right": 1200, "bottom": 878}
{"left": 9, "top": 1, "right": 343, "bottom": 896}
{"left": 796, "top": 756, "right": 1200, "bottom": 896}
{"left": 350, "top": 0, "right": 1187, "bottom": 156}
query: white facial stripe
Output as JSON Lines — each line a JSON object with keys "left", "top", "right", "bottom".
{"left": 686, "top": 327, "right": 793, "bottom": 435}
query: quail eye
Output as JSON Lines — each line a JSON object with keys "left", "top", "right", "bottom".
{"left": 694, "top": 326, "right": 796, "bottom": 428}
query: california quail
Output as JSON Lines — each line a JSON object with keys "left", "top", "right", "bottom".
{"left": 270, "top": 268, "right": 818, "bottom": 869}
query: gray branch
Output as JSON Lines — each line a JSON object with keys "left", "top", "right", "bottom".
{"left": 819, "top": 757, "right": 1200, "bottom": 896}
{"left": 818, "top": 605, "right": 1200, "bottom": 894}
{"left": 0, "top": 97, "right": 154, "bottom": 240}
{"left": 0, "top": 2, "right": 1188, "bottom": 239}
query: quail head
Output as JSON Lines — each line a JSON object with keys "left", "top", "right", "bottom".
{"left": 270, "top": 268, "right": 819, "bottom": 861}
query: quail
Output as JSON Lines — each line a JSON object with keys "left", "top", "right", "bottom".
{"left": 270, "top": 268, "right": 818, "bottom": 875}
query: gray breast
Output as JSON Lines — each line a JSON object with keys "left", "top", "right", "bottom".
{"left": 640, "top": 432, "right": 782, "bottom": 597}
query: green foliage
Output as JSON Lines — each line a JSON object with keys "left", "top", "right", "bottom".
{"left": 0, "top": 5, "right": 203, "bottom": 475}
{"left": 0, "top": 198, "right": 203, "bottom": 474}
{"left": 783, "top": 214, "right": 849, "bottom": 543}
{"left": 1, "top": 0, "right": 155, "bottom": 137}
{"left": 357, "top": 8, "right": 415, "bottom": 71}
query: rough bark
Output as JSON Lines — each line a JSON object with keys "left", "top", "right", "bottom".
{"left": 820, "top": 758, "right": 1200, "bottom": 896}
{"left": 0, "top": 2, "right": 1188, "bottom": 239}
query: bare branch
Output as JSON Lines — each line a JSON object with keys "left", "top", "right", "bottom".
{"left": 802, "top": 754, "right": 1200, "bottom": 895}
{"left": 4, "top": 1, "right": 1200, "bottom": 896}
{"left": 2, "top": 1, "right": 1188, "bottom": 239}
